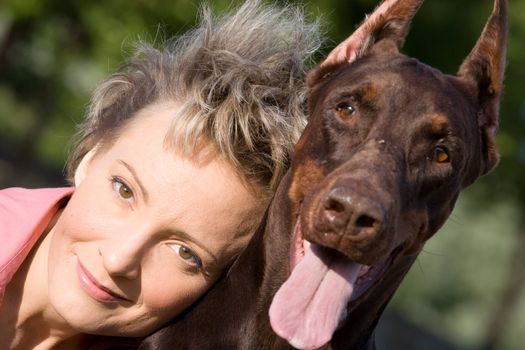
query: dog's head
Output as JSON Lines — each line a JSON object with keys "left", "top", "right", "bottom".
{"left": 270, "top": 0, "right": 507, "bottom": 348}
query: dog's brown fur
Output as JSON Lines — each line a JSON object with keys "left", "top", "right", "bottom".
{"left": 138, "top": 0, "right": 507, "bottom": 348}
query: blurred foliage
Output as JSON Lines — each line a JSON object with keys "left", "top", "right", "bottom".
{"left": 393, "top": 192, "right": 523, "bottom": 349}
{"left": 0, "top": 0, "right": 523, "bottom": 349}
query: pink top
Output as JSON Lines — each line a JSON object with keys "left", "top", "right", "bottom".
{"left": 0, "top": 187, "right": 74, "bottom": 302}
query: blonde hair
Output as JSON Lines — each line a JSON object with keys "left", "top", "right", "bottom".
{"left": 67, "top": 0, "right": 321, "bottom": 199}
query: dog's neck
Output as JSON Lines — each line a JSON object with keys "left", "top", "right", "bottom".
{"left": 330, "top": 254, "right": 417, "bottom": 349}
{"left": 138, "top": 173, "right": 293, "bottom": 349}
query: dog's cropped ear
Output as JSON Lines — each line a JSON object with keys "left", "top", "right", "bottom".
{"left": 457, "top": 0, "right": 508, "bottom": 175}
{"left": 307, "top": 0, "right": 423, "bottom": 90}
{"left": 322, "top": 0, "right": 423, "bottom": 67}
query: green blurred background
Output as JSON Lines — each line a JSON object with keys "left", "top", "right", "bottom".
{"left": 0, "top": 0, "right": 523, "bottom": 349}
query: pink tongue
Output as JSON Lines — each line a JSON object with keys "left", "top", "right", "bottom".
{"left": 269, "top": 244, "right": 361, "bottom": 350}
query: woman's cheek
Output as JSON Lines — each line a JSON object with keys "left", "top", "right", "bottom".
{"left": 140, "top": 270, "right": 210, "bottom": 312}
{"left": 62, "top": 189, "right": 118, "bottom": 242}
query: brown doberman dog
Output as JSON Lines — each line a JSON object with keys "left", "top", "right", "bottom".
{"left": 138, "top": 0, "right": 507, "bottom": 349}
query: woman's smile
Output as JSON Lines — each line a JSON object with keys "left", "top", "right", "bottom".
{"left": 76, "top": 261, "right": 130, "bottom": 303}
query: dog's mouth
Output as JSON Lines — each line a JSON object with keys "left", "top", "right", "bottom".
{"left": 269, "top": 216, "right": 393, "bottom": 350}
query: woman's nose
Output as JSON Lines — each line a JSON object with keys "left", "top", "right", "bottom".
{"left": 99, "top": 235, "right": 147, "bottom": 279}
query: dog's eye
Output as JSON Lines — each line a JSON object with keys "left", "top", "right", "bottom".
{"left": 335, "top": 102, "right": 356, "bottom": 120}
{"left": 433, "top": 146, "right": 450, "bottom": 163}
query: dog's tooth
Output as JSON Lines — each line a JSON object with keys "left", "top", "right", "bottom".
{"left": 303, "top": 239, "right": 311, "bottom": 252}
{"left": 358, "top": 265, "right": 371, "bottom": 277}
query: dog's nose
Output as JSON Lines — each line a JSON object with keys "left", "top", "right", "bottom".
{"left": 322, "top": 187, "right": 383, "bottom": 239}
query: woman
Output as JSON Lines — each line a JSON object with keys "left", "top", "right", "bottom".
{"left": 0, "top": 1, "right": 321, "bottom": 348}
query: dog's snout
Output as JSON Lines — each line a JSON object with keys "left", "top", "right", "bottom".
{"left": 322, "top": 187, "right": 383, "bottom": 239}
{"left": 323, "top": 195, "right": 350, "bottom": 230}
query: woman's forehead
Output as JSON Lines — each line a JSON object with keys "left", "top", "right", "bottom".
{"left": 110, "top": 112, "right": 259, "bottom": 213}
{"left": 89, "top": 101, "right": 263, "bottom": 248}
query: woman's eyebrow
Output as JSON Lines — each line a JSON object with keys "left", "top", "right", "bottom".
{"left": 117, "top": 159, "right": 150, "bottom": 203}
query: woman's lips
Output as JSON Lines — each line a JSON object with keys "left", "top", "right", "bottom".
{"left": 77, "top": 261, "right": 129, "bottom": 303}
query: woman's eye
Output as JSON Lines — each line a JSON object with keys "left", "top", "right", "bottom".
{"left": 433, "top": 146, "right": 450, "bottom": 163}
{"left": 112, "top": 178, "right": 134, "bottom": 201}
{"left": 335, "top": 102, "right": 356, "bottom": 120}
{"left": 171, "top": 244, "right": 202, "bottom": 268}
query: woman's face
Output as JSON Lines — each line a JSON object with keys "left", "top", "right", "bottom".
{"left": 47, "top": 102, "right": 262, "bottom": 336}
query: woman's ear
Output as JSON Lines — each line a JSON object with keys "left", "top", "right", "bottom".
{"left": 74, "top": 147, "right": 99, "bottom": 186}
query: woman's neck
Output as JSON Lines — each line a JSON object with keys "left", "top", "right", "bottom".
{"left": 1, "top": 211, "right": 84, "bottom": 349}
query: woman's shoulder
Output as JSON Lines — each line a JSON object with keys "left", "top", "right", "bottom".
{"left": 0, "top": 187, "right": 73, "bottom": 204}
{"left": 0, "top": 187, "right": 74, "bottom": 297}
{"left": 0, "top": 187, "right": 74, "bottom": 233}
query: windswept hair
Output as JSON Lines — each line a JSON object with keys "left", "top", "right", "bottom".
{"left": 67, "top": 0, "right": 321, "bottom": 199}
